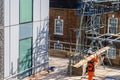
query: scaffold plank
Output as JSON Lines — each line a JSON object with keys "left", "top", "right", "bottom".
{"left": 73, "top": 46, "right": 110, "bottom": 68}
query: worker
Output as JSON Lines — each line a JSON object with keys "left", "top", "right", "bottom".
{"left": 87, "top": 50, "right": 98, "bottom": 80}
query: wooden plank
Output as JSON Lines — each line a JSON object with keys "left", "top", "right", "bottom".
{"left": 73, "top": 46, "right": 110, "bottom": 68}
{"left": 109, "top": 33, "right": 120, "bottom": 37}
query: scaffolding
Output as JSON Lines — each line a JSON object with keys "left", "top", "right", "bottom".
{"left": 68, "top": 0, "right": 120, "bottom": 76}
{"left": 76, "top": 0, "right": 120, "bottom": 55}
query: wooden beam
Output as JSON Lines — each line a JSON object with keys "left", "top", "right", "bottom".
{"left": 109, "top": 33, "right": 120, "bottom": 37}
{"left": 73, "top": 46, "right": 110, "bottom": 68}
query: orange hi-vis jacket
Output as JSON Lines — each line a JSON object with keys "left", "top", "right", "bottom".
{"left": 87, "top": 57, "right": 98, "bottom": 80}
{"left": 87, "top": 58, "right": 98, "bottom": 72}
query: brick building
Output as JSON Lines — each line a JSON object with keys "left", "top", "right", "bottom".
{"left": 49, "top": 0, "right": 120, "bottom": 66}
{"left": 49, "top": 0, "right": 80, "bottom": 51}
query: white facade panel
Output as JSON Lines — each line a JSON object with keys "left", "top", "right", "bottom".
{"left": 4, "top": 0, "right": 49, "bottom": 79}
{"left": 33, "top": 0, "right": 40, "bottom": 21}
{"left": 33, "top": 20, "right": 48, "bottom": 72}
{"left": 4, "top": 27, "right": 10, "bottom": 78}
{"left": 41, "top": 0, "right": 49, "bottom": 20}
{"left": 33, "top": 22, "right": 40, "bottom": 46}
{"left": 33, "top": 22, "right": 41, "bottom": 72}
{"left": 4, "top": 0, "right": 10, "bottom": 26}
{"left": 10, "top": 0, "right": 19, "bottom": 25}
{"left": 10, "top": 25, "right": 19, "bottom": 75}
{"left": 40, "top": 20, "right": 48, "bottom": 53}
{"left": 40, "top": 20, "right": 48, "bottom": 32}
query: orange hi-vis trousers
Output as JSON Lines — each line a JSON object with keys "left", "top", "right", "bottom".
{"left": 88, "top": 71, "right": 94, "bottom": 80}
{"left": 87, "top": 57, "right": 98, "bottom": 80}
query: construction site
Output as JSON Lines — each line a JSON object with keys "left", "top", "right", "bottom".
{"left": 1, "top": 0, "right": 120, "bottom": 80}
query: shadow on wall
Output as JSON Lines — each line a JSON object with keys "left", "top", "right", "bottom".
{"left": 18, "top": 17, "right": 49, "bottom": 79}
{"left": 32, "top": 17, "right": 49, "bottom": 73}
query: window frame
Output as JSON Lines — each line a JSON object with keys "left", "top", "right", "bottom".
{"left": 54, "top": 17, "right": 64, "bottom": 35}
{"left": 54, "top": 43, "right": 63, "bottom": 50}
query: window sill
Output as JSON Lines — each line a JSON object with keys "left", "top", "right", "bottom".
{"left": 54, "top": 33, "right": 63, "bottom": 36}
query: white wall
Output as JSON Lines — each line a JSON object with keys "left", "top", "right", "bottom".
{"left": 33, "top": 0, "right": 49, "bottom": 72}
{"left": 4, "top": 0, "right": 49, "bottom": 78}
{"left": 4, "top": 27, "right": 10, "bottom": 78}
{"left": 33, "top": 0, "right": 40, "bottom": 21}
{"left": 10, "top": 25, "right": 19, "bottom": 75}
{"left": 10, "top": 0, "right": 19, "bottom": 25}
{"left": 41, "top": 0, "right": 49, "bottom": 20}
{"left": 4, "top": 0, "right": 9, "bottom": 27}
{"left": 4, "top": 0, "right": 19, "bottom": 78}
{"left": 33, "top": 22, "right": 41, "bottom": 72}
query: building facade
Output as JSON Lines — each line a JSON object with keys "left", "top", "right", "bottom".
{"left": 49, "top": 0, "right": 80, "bottom": 51}
{"left": 106, "top": 12, "right": 120, "bottom": 66}
{"left": 0, "top": 0, "right": 49, "bottom": 79}
{"left": 49, "top": 8, "right": 80, "bottom": 51}
{"left": 49, "top": 0, "right": 120, "bottom": 66}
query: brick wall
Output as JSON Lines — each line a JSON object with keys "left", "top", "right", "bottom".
{"left": 49, "top": 8, "right": 79, "bottom": 51}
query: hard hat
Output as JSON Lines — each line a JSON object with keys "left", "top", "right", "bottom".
{"left": 87, "top": 49, "right": 93, "bottom": 54}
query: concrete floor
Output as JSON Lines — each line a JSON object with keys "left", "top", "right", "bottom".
{"left": 39, "top": 57, "right": 120, "bottom": 80}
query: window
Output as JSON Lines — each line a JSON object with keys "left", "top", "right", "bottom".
{"left": 54, "top": 16, "right": 63, "bottom": 35}
{"left": 19, "top": 23, "right": 33, "bottom": 78}
{"left": 19, "top": 38, "right": 32, "bottom": 78}
{"left": 108, "top": 44, "right": 116, "bottom": 59}
{"left": 19, "top": 23, "right": 33, "bottom": 40}
{"left": 108, "top": 18, "right": 118, "bottom": 34}
{"left": 54, "top": 43, "right": 63, "bottom": 50}
{"left": 20, "top": 0, "right": 33, "bottom": 23}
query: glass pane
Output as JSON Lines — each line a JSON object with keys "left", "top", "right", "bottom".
{"left": 55, "top": 44, "right": 62, "bottom": 50}
{"left": 108, "top": 44, "right": 116, "bottom": 59}
{"left": 20, "top": 0, "right": 32, "bottom": 23}
{"left": 109, "top": 27, "right": 116, "bottom": 34}
{"left": 19, "top": 38, "right": 32, "bottom": 78}
{"left": 56, "top": 20, "right": 62, "bottom": 26}
{"left": 19, "top": 23, "right": 33, "bottom": 40}
{"left": 56, "top": 27, "right": 60, "bottom": 33}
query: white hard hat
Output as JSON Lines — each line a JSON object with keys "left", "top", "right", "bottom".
{"left": 87, "top": 49, "right": 93, "bottom": 54}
